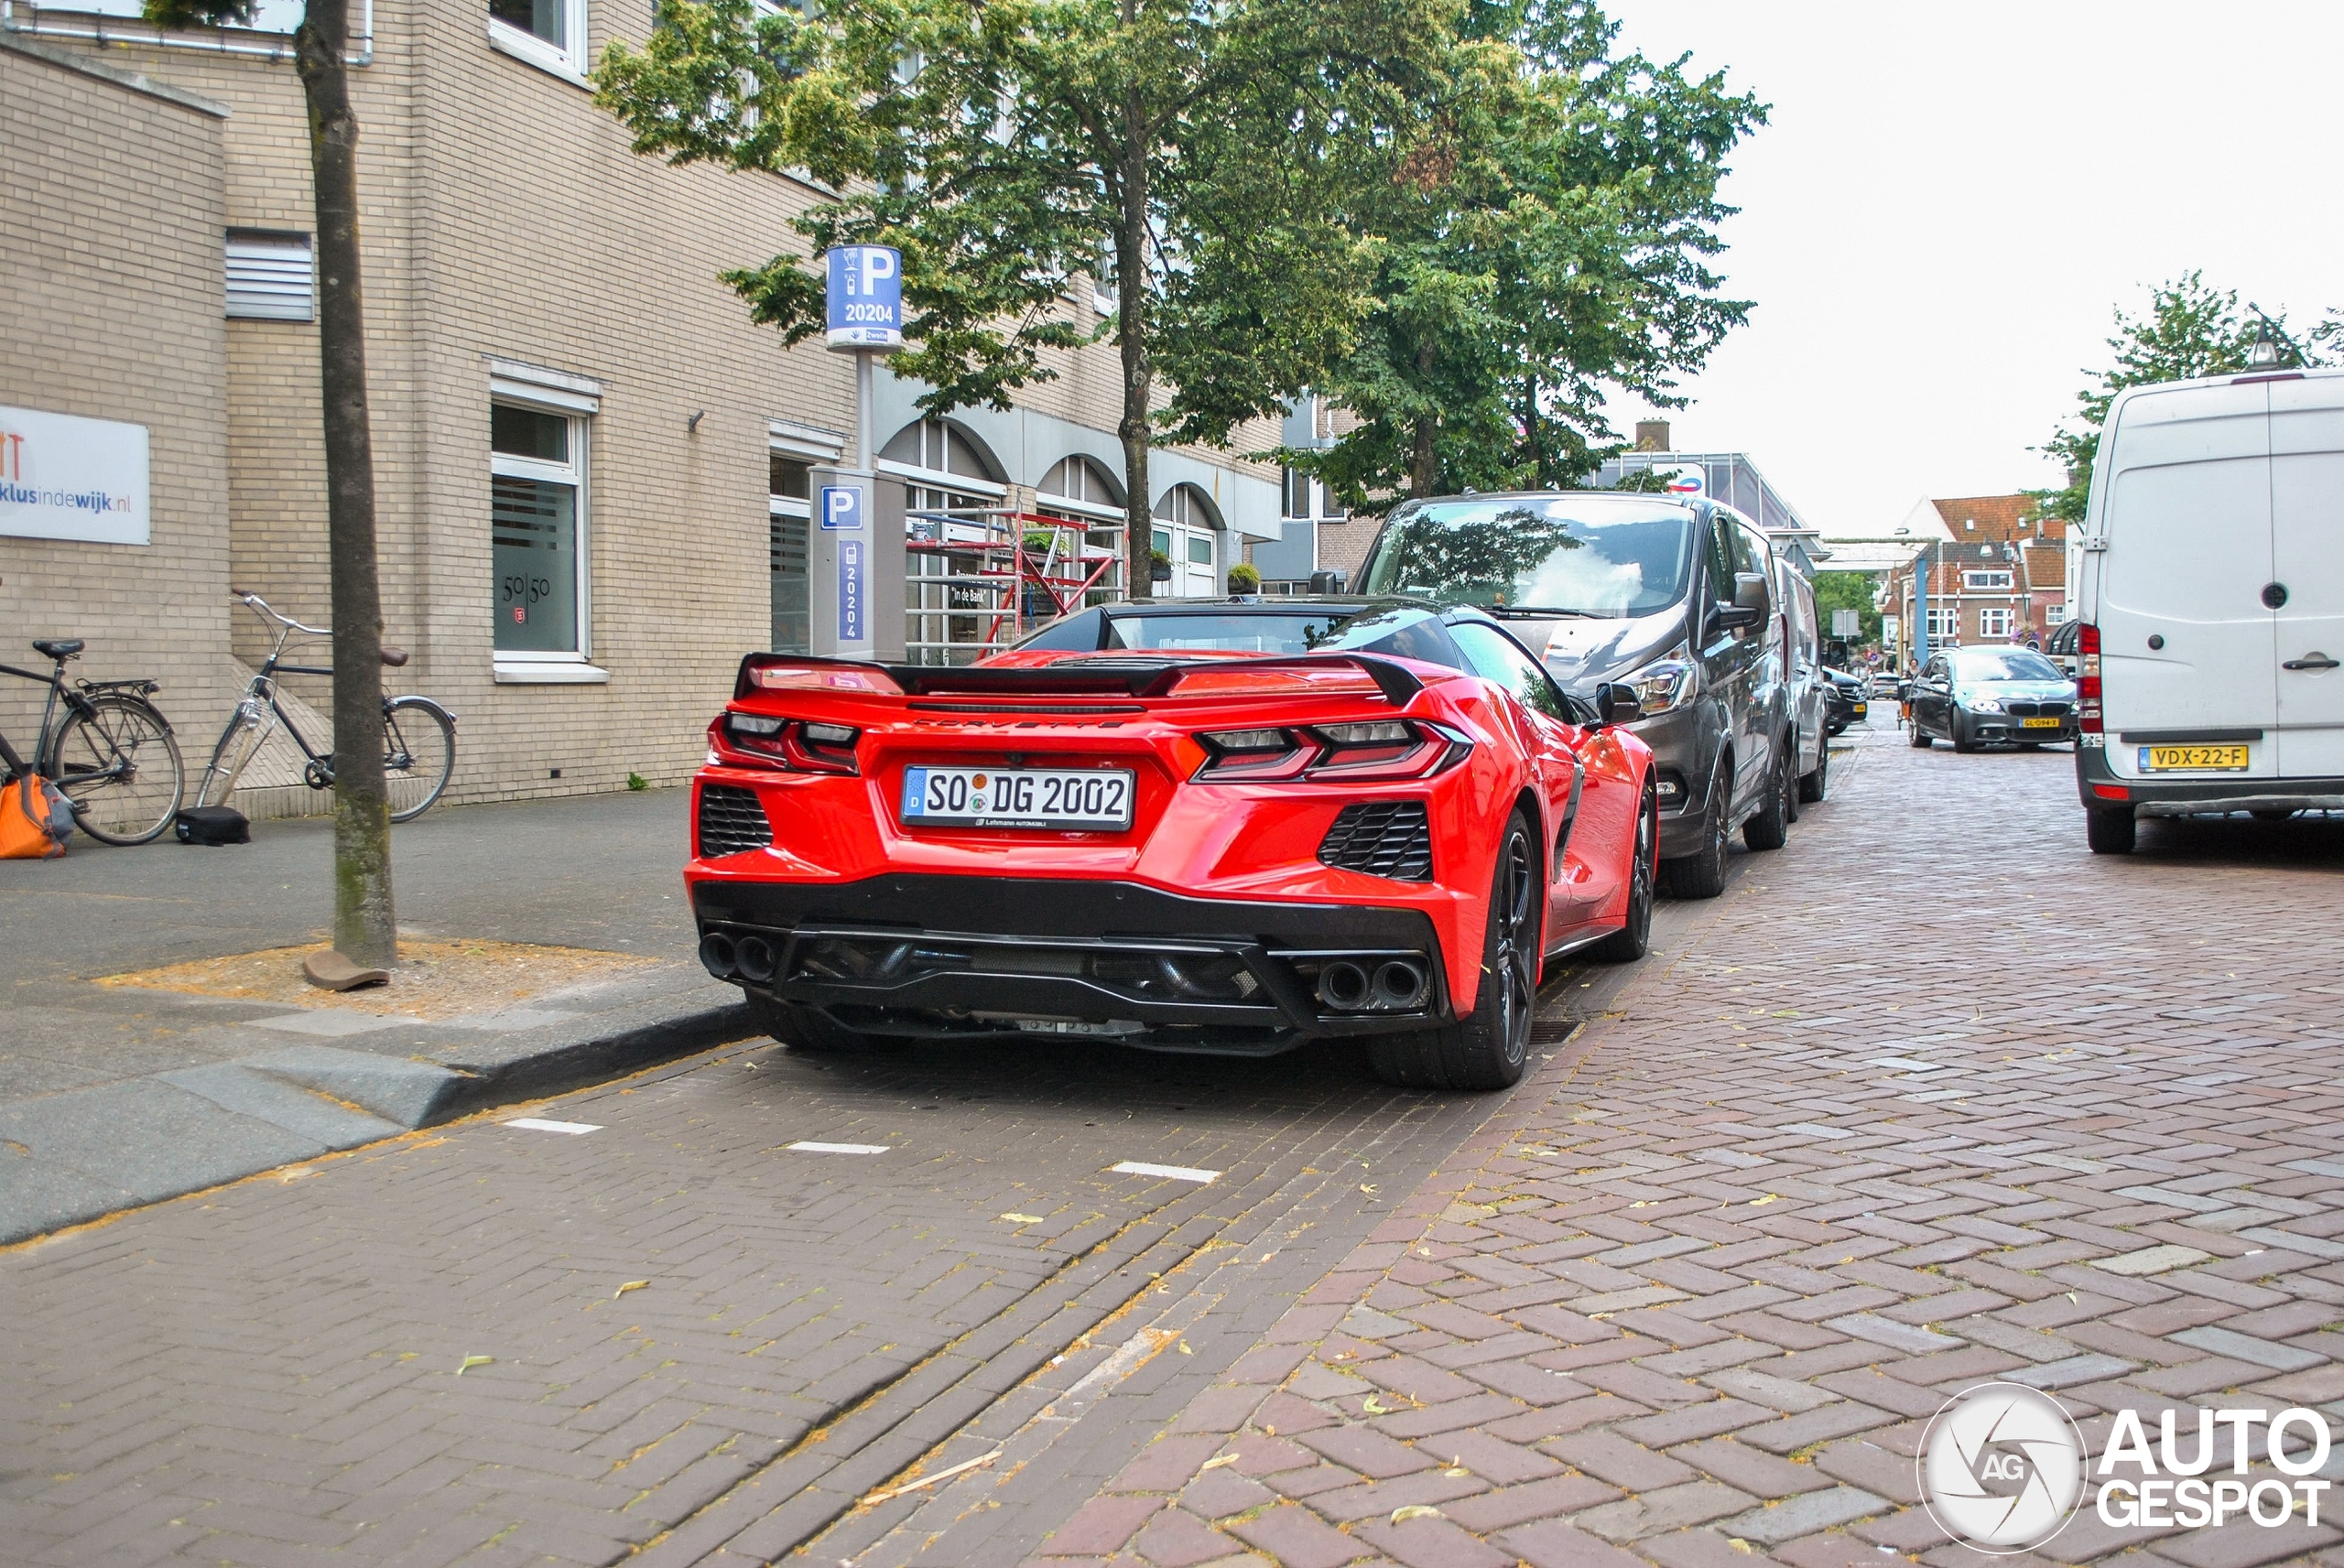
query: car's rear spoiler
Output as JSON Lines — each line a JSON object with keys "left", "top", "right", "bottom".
{"left": 733, "top": 652, "right": 1425, "bottom": 707}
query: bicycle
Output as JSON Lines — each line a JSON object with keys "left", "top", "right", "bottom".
{"left": 0, "top": 639, "right": 185, "bottom": 845}
{"left": 196, "top": 590, "right": 457, "bottom": 824}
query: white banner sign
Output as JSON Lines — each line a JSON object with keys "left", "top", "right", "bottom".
{"left": 0, "top": 405, "right": 151, "bottom": 546}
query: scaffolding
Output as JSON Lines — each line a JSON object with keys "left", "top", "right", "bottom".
{"left": 904, "top": 505, "right": 1127, "bottom": 665}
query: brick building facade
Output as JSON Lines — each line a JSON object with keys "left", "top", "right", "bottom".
{"left": 2, "top": 0, "right": 1283, "bottom": 815}
{"left": 1883, "top": 494, "right": 2066, "bottom": 666}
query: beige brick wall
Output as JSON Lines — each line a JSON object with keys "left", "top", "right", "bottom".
{"left": 26, "top": 0, "right": 1285, "bottom": 813}
{"left": 0, "top": 41, "right": 242, "bottom": 772}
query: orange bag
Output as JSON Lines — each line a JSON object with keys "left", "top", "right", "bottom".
{"left": 0, "top": 775, "right": 72, "bottom": 859}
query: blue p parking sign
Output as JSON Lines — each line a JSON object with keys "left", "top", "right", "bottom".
{"left": 819, "top": 484, "right": 863, "bottom": 532}
{"left": 825, "top": 246, "right": 904, "bottom": 351}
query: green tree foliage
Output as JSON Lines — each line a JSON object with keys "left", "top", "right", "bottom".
{"left": 595, "top": 0, "right": 1449, "bottom": 598}
{"left": 2029, "top": 273, "right": 2340, "bottom": 524}
{"left": 1288, "top": 1, "right": 1764, "bottom": 511}
{"left": 1809, "top": 570, "right": 1881, "bottom": 649}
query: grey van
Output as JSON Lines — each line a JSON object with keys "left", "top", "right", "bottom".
{"left": 1353, "top": 492, "right": 1795, "bottom": 898}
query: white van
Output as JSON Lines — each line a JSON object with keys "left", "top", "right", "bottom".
{"left": 2073, "top": 365, "right": 2344, "bottom": 852}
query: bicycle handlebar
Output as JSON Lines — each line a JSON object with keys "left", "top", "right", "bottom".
{"left": 233, "top": 588, "right": 331, "bottom": 638}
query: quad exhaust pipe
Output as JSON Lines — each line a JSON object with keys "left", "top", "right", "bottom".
{"left": 1317, "top": 956, "right": 1428, "bottom": 1013}
{"left": 700, "top": 930, "right": 778, "bottom": 984}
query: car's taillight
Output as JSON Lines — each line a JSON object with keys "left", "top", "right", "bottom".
{"left": 2077, "top": 623, "right": 2102, "bottom": 734}
{"left": 1193, "top": 719, "right": 1470, "bottom": 784}
{"left": 713, "top": 713, "right": 861, "bottom": 774}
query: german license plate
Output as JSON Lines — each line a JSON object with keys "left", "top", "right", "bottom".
{"left": 900, "top": 766, "right": 1134, "bottom": 830}
{"left": 2022, "top": 716, "right": 2062, "bottom": 729}
{"left": 2138, "top": 744, "right": 2249, "bottom": 772}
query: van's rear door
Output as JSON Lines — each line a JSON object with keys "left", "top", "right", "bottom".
{"left": 2100, "top": 381, "right": 2278, "bottom": 779}
{"left": 2269, "top": 377, "right": 2344, "bottom": 777}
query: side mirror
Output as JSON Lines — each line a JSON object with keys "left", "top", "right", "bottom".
{"left": 1308, "top": 568, "right": 1347, "bottom": 594}
{"left": 1595, "top": 682, "right": 1644, "bottom": 727}
{"left": 1734, "top": 571, "right": 1771, "bottom": 618}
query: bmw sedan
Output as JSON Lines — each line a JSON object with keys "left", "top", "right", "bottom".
{"left": 1908, "top": 646, "right": 2078, "bottom": 751}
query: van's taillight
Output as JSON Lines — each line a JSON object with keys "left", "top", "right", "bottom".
{"left": 2077, "top": 623, "right": 2102, "bottom": 733}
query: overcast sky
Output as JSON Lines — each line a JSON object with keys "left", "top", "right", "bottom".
{"left": 1601, "top": 1, "right": 2344, "bottom": 539}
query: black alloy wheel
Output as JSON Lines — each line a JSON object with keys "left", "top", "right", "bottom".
{"left": 1950, "top": 711, "right": 1979, "bottom": 753}
{"left": 1909, "top": 718, "right": 1933, "bottom": 748}
{"left": 1798, "top": 741, "right": 1829, "bottom": 805}
{"left": 1370, "top": 813, "right": 1536, "bottom": 1090}
{"left": 1592, "top": 783, "right": 1658, "bottom": 963}
{"left": 1665, "top": 779, "right": 1731, "bottom": 899}
{"left": 1742, "top": 740, "right": 1791, "bottom": 851}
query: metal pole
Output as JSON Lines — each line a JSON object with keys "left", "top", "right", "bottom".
{"left": 855, "top": 349, "right": 874, "bottom": 470}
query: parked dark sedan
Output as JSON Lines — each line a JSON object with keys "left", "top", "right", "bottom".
{"left": 1908, "top": 646, "right": 2078, "bottom": 751}
{"left": 1819, "top": 669, "right": 1867, "bottom": 736}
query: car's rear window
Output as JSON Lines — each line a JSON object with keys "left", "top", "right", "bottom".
{"left": 1951, "top": 649, "right": 2064, "bottom": 681}
{"left": 1103, "top": 613, "right": 1351, "bottom": 654}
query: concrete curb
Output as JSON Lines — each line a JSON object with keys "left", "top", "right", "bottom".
{"left": 0, "top": 992, "right": 752, "bottom": 1248}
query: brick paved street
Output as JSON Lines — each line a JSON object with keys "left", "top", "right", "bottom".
{"left": 891, "top": 727, "right": 2344, "bottom": 1568}
{"left": 7, "top": 721, "right": 2344, "bottom": 1566}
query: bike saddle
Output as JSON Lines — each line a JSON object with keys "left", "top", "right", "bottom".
{"left": 380, "top": 646, "right": 410, "bottom": 667}
{"left": 32, "top": 639, "right": 84, "bottom": 660}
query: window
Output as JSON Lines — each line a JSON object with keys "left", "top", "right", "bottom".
{"left": 769, "top": 455, "right": 811, "bottom": 654}
{"left": 2046, "top": 602, "right": 2068, "bottom": 624}
{"left": 1449, "top": 621, "right": 1568, "bottom": 720}
{"left": 225, "top": 231, "right": 313, "bottom": 321}
{"left": 1280, "top": 467, "right": 1345, "bottom": 523}
{"left": 1154, "top": 485, "right": 1220, "bottom": 598}
{"left": 1925, "top": 606, "right": 1959, "bottom": 640}
{"left": 1978, "top": 607, "right": 2013, "bottom": 638}
{"left": 488, "top": 0, "right": 588, "bottom": 80}
{"left": 1964, "top": 570, "right": 2013, "bottom": 590}
{"left": 492, "top": 402, "right": 588, "bottom": 664}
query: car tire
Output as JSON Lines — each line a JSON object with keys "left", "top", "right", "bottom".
{"left": 1368, "top": 813, "right": 1536, "bottom": 1091}
{"left": 1590, "top": 784, "right": 1657, "bottom": 964}
{"left": 2086, "top": 806, "right": 2136, "bottom": 855}
{"left": 1664, "top": 788, "right": 1730, "bottom": 900}
{"left": 1950, "top": 713, "right": 1978, "bottom": 753}
{"left": 1909, "top": 721, "right": 1932, "bottom": 749}
{"left": 1798, "top": 740, "right": 1829, "bottom": 805}
{"left": 1742, "top": 740, "right": 1790, "bottom": 851}
{"left": 747, "top": 993, "right": 876, "bottom": 1052}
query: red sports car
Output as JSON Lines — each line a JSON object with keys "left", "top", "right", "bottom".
{"left": 686, "top": 600, "right": 1656, "bottom": 1089}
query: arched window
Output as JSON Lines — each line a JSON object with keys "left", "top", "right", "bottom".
{"left": 884, "top": 420, "right": 1008, "bottom": 665}
{"left": 1037, "top": 456, "right": 1128, "bottom": 606}
{"left": 881, "top": 418, "right": 997, "bottom": 484}
{"left": 1152, "top": 484, "right": 1221, "bottom": 599}
{"left": 1037, "top": 455, "right": 1122, "bottom": 508}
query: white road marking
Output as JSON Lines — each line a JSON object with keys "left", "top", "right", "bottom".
{"left": 504, "top": 1118, "right": 601, "bottom": 1135}
{"left": 788, "top": 1141, "right": 892, "bottom": 1154}
{"left": 1110, "top": 1161, "right": 1220, "bottom": 1184}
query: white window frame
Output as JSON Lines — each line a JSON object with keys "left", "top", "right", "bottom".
{"left": 487, "top": 0, "right": 591, "bottom": 85}
{"left": 1925, "top": 606, "right": 1959, "bottom": 640}
{"left": 1977, "top": 607, "right": 2013, "bottom": 638}
{"left": 488, "top": 362, "right": 603, "bottom": 683}
{"left": 2045, "top": 602, "right": 2068, "bottom": 624}
{"left": 1963, "top": 569, "right": 2013, "bottom": 590}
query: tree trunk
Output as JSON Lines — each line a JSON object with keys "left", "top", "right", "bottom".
{"left": 298, "top": 0, "right": 395, "bottom": 968}
{"left": 1409, "top": 341, "right": 1438, "bottom": 497}
{"left": 1114, "top": 98, "right": 1155, "bottom": 604}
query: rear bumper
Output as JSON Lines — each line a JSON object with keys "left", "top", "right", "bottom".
{"left": 2075, "top": 740, "right": 2344, "bottom": 812}
{"left": 689, "top": 873, "right": 1452, "bottom": 1053}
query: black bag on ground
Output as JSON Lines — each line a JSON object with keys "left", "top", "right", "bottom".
{"left": 174, "top": 806, "right": 250, "bottom": 845}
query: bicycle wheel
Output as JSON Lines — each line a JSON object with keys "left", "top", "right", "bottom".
{"left": 199, "top": 699, "right": 273, "bottom": 810}
{"left": 383, "top": 696, "right": 455, "bottom": 822}
{"left": 47, "top": 695, "right": 184, "bottom": 845}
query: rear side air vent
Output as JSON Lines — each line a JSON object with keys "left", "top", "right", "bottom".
{"left": 698, "top": 784, "right": 772, "bottom": 858}
{"left": 1318, "top": 801, "right": 1433, "bottom": 881}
